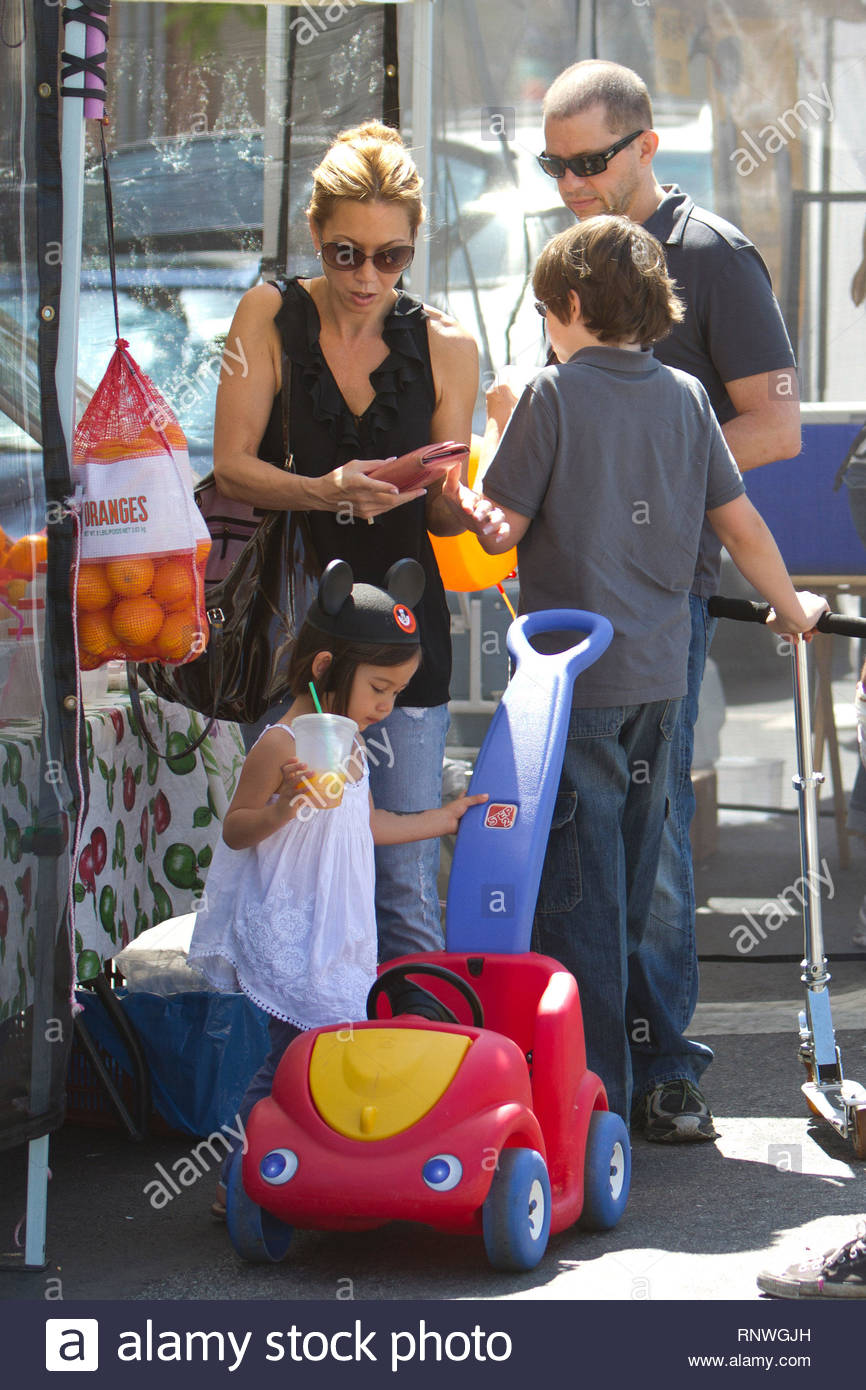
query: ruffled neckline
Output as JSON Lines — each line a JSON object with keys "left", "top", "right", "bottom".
{"left": 273, "top": 277, "right": 429, "bottom": 452}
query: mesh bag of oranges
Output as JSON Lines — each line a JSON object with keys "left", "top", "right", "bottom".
{"left": 71, "top": 341, "right": 211, "bottom": 670}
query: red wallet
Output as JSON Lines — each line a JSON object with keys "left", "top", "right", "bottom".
{"left": 368, "top": 441, "right": 470, "bottom": 493}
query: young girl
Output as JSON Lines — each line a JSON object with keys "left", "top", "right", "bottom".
{"left": 188, "top": 559, "right": 486, "bottom": 1214}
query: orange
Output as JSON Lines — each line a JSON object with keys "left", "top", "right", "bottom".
{"left": 111, "top": 595, "right": 164, "bottom": 647}
{"left": 155, "top": 606, "right": 200, "bottom": 661}
{"left": 152, "top": 557, "right": 194, "bottom": 609}
{"left": 6, "top": 533, "right": 47, "bottom": 578}
{"left": 76, "top": 563, "right": 114, "bottom": 612}
{"left": 106, "top": 556, "right": 155, "bottom": 597}
{"left": 0, "top": 525, "right": 10, "bottom": 564}
{"left": 78, "top": 608, "right": 116, "bottom": 658}
{"left": 6, "top": 578, "right": 28, "bottom": 603}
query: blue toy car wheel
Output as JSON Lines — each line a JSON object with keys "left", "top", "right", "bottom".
{"left": 482, "top": 1147, "right": 551, "bottom": 1271}
{"left": 226, "top": 1148, "right": 293, "bottom": 1263}
{"left": 579, "top": 1110, "right": 631, "bottom": 1231}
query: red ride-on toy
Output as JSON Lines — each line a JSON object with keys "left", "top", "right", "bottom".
{"left": 227, "top": 609, "right": 629, "bottom": 1272}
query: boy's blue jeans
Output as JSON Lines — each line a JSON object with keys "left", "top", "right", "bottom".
{"left": 639, "top": 594, "right": 717, "bottom": 1098}
{"left": 531, "top": 695, "right": 682, "bottom": 1124}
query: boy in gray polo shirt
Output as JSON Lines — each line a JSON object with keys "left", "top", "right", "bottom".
{"left": 444, "top": 214, "right": 827, "bottom": 1127}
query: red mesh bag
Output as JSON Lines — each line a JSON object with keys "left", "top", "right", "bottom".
{"left": 71, "top": 340, "right": 211, "bottom": 669}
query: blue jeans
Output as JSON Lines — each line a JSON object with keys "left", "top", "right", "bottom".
{"left": 365, "top": 703, "right": 450, "bottom": 961}
{"left": 531, "top": 697, "right": 680, "bottom": 1124}
{"left": 220, "top": 1016, "right": 301, "bottom": 1184}
{"left": 638, "top": 594, "right": 717, "bottom": 1098}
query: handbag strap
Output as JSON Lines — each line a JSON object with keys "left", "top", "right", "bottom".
{"left": 127, "top": 359, "right": 293, "bottom": 760}
{"left": 125, "top": 611, "right": 224, "bottom": 764}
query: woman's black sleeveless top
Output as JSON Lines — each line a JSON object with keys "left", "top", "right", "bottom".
{"left": 257, "top": 277, "right": 451, "bottom": 707}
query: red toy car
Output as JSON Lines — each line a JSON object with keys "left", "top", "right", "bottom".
{"left": 227, "top": 611, "right": 630, "bottom": 1271}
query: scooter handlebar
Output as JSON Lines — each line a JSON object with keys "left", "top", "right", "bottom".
{"left": 708, "top": 595, "right": 866, "bottom": 638}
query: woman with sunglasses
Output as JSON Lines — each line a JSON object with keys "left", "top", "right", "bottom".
{"left": 212, "top": 120, "right": 478, "bottom": 966}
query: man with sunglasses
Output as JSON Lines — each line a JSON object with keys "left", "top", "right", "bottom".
{"left": 526, "top": 59, "right": 800, "bottom": 1146}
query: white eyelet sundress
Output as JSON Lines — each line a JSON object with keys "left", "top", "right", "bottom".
{"left": 188, "top": 724, "right": 378, "bottom": 1030}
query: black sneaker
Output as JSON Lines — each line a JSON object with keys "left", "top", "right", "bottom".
{"left": 639, "top": 1079, "right": 718, "bottom": 1143}
{"left": 757, "top": 1228, "right": 866, "bottom": 1299}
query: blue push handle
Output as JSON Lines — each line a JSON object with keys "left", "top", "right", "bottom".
{"left": 445, "top": 606, "right": 614, "bottom": 957}
{"left": 506, "top": 608, "right": 614, "bottom": 681}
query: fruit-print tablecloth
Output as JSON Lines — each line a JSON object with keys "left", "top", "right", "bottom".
{"left": 0, "top": 693, "right": 245, "bottom": 1018}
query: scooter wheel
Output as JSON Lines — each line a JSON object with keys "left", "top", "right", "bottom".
{"left": 852, "top": 1105, "right": 866, "bottom": 1160}
{"left": 226, "top": 1148, "right": 294, "bottom": 1263}
{"left": 579, "top": 1110, "right": 631, "bottom": 1231}
{"left": 482, "top": 1147, "right": 551, "bottom": 1272}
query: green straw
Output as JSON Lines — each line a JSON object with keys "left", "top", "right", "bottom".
{"left": 308, "top": 681, "right": 323, "bottom": 714}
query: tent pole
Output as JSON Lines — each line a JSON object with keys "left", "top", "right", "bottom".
{"left": 56, "top": 19, "right": 87, "bottom": 455}
{"left": 410, "top": 0, "right": 435, "bottom": 302}
{"left": 21, "top": 2, "right": 89, "bottom": 1276}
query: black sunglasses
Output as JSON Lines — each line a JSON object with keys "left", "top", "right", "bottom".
{"left": 320, "top": 241, "right": 415, "bottom": 273}
{"left": 534, "top": 300, "right": 548, "bottom": 318}
{"left": 536, "top": 129, "right": 644, "bottom": 180}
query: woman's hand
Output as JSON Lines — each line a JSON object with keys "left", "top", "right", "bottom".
{"left": 310, "top": 459, "right": 426, "bottom": 521}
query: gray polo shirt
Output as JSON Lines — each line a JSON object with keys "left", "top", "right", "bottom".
{"left": 482, "top": 345, "right": 745, "bottom": 707}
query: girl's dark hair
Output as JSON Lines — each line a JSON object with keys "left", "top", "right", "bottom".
{"left": 286, "top": 624, "right": 421, "bottom": 716}
{"left": 533, "top": 214, "right": 685, "bottom": 348}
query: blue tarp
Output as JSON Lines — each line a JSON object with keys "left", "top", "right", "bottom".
{"left": 75, "top": 987, "right": 270, "bottom": 1138}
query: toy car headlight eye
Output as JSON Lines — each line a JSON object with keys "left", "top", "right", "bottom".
{"left": 422, "top": 1153, "right": 462, "bottom": 1191}
{"left": 260, "top": 1148, "right": 299, "bottom": 1185}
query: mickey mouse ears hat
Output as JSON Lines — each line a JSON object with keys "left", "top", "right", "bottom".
{"left": 305, "top": 559, "right": 425, "bottom": 646}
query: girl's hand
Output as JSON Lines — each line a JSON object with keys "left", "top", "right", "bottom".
{"left": 276, "top": 757, "right": 314, "bottom": 806}
{"left": 311, "top": 459, "right": 426, "bottom": 521}
{"left": 439, "top": 792, "right": 488, "bottom": 835}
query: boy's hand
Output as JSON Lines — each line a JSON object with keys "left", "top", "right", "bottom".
{"left": 486, "top": 383, "right": 518, "bottom": 432}
{"left": 766, "top": 590, "right": 829, "bottom": 639}
{"left": 439, "top": 792, "right": 488, "bottom": 835}
{"left": 445, "top": 482, "right": 510, "bottom": 543}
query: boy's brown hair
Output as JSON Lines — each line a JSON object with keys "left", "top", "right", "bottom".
{"left": 533, "top": 214, "right": 685, "bottom": 349}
